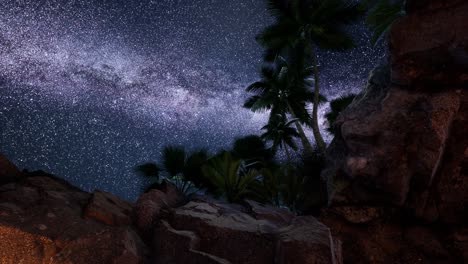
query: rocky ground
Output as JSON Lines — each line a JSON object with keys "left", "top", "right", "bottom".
{"left": 0, "top": 155, "right": 339, "bottom": 264}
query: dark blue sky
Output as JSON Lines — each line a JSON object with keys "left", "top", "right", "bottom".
{"left": 0, "top": 0, "right": 385, "bottom": 200}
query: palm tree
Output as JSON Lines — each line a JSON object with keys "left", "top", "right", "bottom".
{"left": 261, "top": 114, "right": 300, "bottom": 161}
{"left": 244, "top": 60, "right": 326, "bottom": 155}
{"left": 257, "top": 0, "right": 362, "bottom": 153}
{"left": 134, "top": 162, "right": 163, "bottom": 192}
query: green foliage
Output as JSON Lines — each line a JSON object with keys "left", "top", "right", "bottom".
{"left": 201, "top": 151, "right": 259, "bottom": 203}
{"left": 135, "top": 146, "right": 209, "bottom": 195}
{"left": 134, "top": 162, "right": 161, "bottom": 180}
{"left": 254, "top": 0, "right": 361, "bottom": 153}
{"left": 325, "top": 94, "right": 356, "bottom": 135}
{"left": 261, "top": 114, "right": 300, "bottom": 159}
{"left": 364, "top": 0, "right": 405, "bottom": 45}
{"left": 232, "top": 135, "right": 273, "bottom": 169}
{"left": 258, "top": 0, "right": 363, "bottom": 60}
{"left": 163, "top": 146, "right": 186, "bottom": 177}
{"left": 183, "top": 150, "right": 209, "bottom": 188}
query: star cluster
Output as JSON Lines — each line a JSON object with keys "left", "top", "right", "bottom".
{"left": 0, "top": 0, "right": 384, "bottom": 200}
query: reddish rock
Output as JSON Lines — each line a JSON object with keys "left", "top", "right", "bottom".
{"left": 326, "top": 67, "right": 462, "bottom": 209}
{"left": 390, "top": 0, "right": 468, "bottom": 87}
{"left": 0, "top": 154, "right": 22, "bottom": 183}
{"left": 84, "top": 190, "right": 133, "bottom": 226}
{"left": 324, "top": 206, "right": 385, "bottom": 224}
{"left": 154, "top": 199, "right": 340, "bottom": 264}
{"left": 154, "top": 220, "right": 231, "bottom": 264}
{"left": 321, "top": 2, "right": 467, "bottom": 262}
{"left": 133, "top": 183, "right": 185, "bottom": 236}
{"left": 168, "top": 201, "right": 277, "bottom": 264}
{"left": 245, "top": 200, "right": 295, "bottom": 227}
{"left": 276, "top": 216, "right": 341, "bottom": 264}
{"left": 0, "top": 175, "right": 148, "bottom": 263}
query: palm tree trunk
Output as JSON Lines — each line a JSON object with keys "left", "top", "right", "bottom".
{"left": 310, "top": 47, "right": 327, "bottom": 154}
{"left": 283, "top": 142, "right": 291, "bottom": 162}
{"left": 287, "top": 103, "right": 314, "bottom": 155}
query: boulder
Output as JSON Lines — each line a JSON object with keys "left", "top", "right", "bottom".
{"left": 245, "top": 199, "right": 295, "bottom": 227}
{"left": 154, "top": 199, "right": 341, "bottom": 264}
{"left": 390, "top": 0, "right": 468, "bottom": 87}
{"left": 83, "top": 190, "right": 133, "bottom": 226}
{"left": 167, "top": 201, "right": 277, "bottom": 264}
{"left": 324, "top": 65, "right": 466, "bottom": 223}
{"left": 320, "top": 1, "right": 468, "bottom": 263}
{"left": 133, "top": 182, "right": 185, "bottom": 237}
{"left": 0, "top": 154, "right": 22, "bottom": 183}
{"left": 0, "top": 174, "right": 148, "bottom": 263}
{"left": 276, "top": 216, "right": 341, "bottom": 264}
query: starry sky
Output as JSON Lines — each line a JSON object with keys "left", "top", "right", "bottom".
{"left": 0, "top": 0, "right": 386, "bottom": 201}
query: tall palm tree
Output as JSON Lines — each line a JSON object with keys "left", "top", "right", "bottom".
{"left": 257, "top": 0, "right": 362, "bottom": 153}
{"left": 244, "top": 60, "right": 326, "bottom": 155}
{"left": 261, "top": 114, "right": 300, "bottom": 161}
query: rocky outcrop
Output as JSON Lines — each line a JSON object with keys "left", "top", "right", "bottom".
{"left": 322, "top": 1, "right": 467, "bottom": 263}
{"left": 0, "top": 155, "right": 339, "bottom": 263}
{"left": 0, "top": 154, "right": 23, "bottom": 184}
{"left": 154, "top": 197, "right": 341, "bottom": 264}
{"left": 391, "top": 0, "right": 468, "bottom": 87}
{"left": 0, "top": 168, "right": 148, "bottom": 263}
{"left": 84, "top": 190, "right": 134, "bottom": 226}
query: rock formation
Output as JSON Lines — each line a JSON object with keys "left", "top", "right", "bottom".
{"left": 0, "top": 170, "right": 148, "bottom": 263}
{"left": 0, "top": 156, "right": 339, "bottom": 263}
{"left": 321, "top": 0, "right": 467, "bottom": 263}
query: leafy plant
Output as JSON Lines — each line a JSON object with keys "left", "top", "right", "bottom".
{"left": 201, "top": 151, "right": 259, "bottom": 203}
{"left": 261, "top": 114, "right": 300, "bottom": 161}
{"left": 244, "top": 58, "right": 327, "bottom": 156}
{"left": 135, "top": 146, "right": 209, "bottom": 195}
{"left": 232, "top": 135, "right": 273, "bottom": 169}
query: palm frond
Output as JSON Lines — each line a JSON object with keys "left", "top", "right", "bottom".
{"left": 134, "top": 162, "right": 161, "bottom": 179}
{"left": 163, "top": 146, "right": 186, "bottom": 177}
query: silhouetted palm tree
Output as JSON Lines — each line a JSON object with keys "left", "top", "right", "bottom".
{"left": 257, "top": 0, "right": 362, "bottom": 153}
{"left": 244, "top": 59, "right": 326, "bottom": 155}
{"left": 261, "top": 114, "right": 300, "bottom": 161}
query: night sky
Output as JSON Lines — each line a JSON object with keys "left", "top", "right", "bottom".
{"left": 0, "top": 0, "right": 385, "bottom": 201}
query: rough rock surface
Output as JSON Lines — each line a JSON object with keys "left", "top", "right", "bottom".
{"left": 154, "top": 198, "right": 340, "bottom": 264}
{"left": 133, "top": 182, "right": 186, "bottom": 241}
{"left": 322, "top": 1, "right": 467, "bottom": 263}
{"left": 391, "top": 0, "right": 468, "bottom": 87}
{"left": 0, "top": 169, "right": 148, "bottom": 263}
{"left": 1, "top": 155, "right": 337, "bottom": 263}
{"left": 0, "top": 154, "right": 23, "bottom": 184}
{"left": 84, "top": 190, "right": 134, "bottom": 226}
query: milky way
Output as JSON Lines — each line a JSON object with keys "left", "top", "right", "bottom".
{"left": 0, "top": 0, "right": 385, "bottom": 200}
